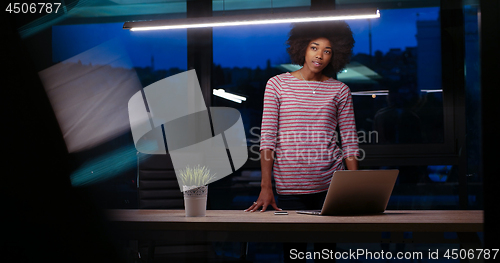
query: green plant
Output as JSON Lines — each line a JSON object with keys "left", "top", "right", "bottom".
{"left": 178, "top": 165, "right": 217, "bottom": 186}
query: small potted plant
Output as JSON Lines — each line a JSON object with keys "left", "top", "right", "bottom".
{"left": 178, "top": 165, "right": 217, "bottom": 217}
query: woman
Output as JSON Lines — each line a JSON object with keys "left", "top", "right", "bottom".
{"left": 246, "top": 20, "right": 359, "bottom": 213}
{"left": 244, "top": 20, "right": 360, "bottom": 262}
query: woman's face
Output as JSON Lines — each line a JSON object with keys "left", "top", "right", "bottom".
{"left": 302, "top": 37, "right": 332, "bottom": 75}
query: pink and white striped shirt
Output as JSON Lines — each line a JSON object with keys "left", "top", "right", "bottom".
{"left": 260, "top": 72, "right": 359, "bottom": 195}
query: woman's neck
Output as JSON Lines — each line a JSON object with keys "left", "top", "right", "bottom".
{"left": 299, "top": 69, "right": 325, "bottom": 82}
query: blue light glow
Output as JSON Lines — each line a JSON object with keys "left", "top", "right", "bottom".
{"left": 70, "top": 144, "right": 152, "bottom": 187}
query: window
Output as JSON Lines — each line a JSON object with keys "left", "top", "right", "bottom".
{"left": 345, "top": 7, "right": 443, "bottom": 145}
{"left": 213, "top": 0, "right": 311, "bottom": 11}
{"left": 210, "top": 2, "right": 479, "bottom": 210}
{"left": 212, "top": 23, "right": 292, "bottom": 147}
{"left": 49, "top": 22, "right": 187, "bottom": 208}
{"left": 463, "top": 2, "right": 482, "bottom": 209}
{"left": 52, "top": 23, "right": 187, "bottom": 85}
{"left": 211, "top": 6, "right": 450, "bottom": 157}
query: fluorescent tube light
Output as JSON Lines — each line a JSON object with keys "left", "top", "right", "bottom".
{"left": 213, "top": 92, "right": 242, "bottom": 103}
{"left": 124, "top": 8, "right": 379, "bottom": 31}
{"left": 351, "top": 89, "right": 444, "bottom": 96}
{"left": 351, "top": 93, "right": 389, "bottom": 96}
{"left": 351, "top": 90, "right": 389, "bottom": 96}
{"left": 421, "top": 89, "right": 443, "bottom": 93}
{"left": 213, "top": 89, "right": 247, "bottom": 103}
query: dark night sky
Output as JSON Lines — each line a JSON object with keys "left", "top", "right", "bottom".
{"left": 52, "top": 7, "right": 439, "bottom": 70}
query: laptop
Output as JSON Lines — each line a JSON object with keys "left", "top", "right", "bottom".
{"left": 296, "top": 170, "right": 399, "bottom": 215}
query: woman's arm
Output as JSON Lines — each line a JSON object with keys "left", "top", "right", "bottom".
{"left": 337, "top": 84, "right": 361, "bottom": 164}
{"left": 245, "top": 77, "right": 282, "bottom": 212}
{"left": 245, "top": 149, "right": 281, "bottom": 212}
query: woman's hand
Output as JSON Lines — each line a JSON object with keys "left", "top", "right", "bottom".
{"left": 345, "top": 156, "right": 359, "bottom": 170}
{"left": 245, "top": 149, "right": 280, "bottom": 212}
{"left": 244, "top": 186, "right": 281, "bottom": 212}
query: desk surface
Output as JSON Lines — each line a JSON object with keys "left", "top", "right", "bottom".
{"left": 107, "top": 209, "right": 483, "bottom": 233}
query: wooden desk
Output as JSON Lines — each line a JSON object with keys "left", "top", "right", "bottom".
{"left": 107, "top": 210, "right": 483, "bottom": 244}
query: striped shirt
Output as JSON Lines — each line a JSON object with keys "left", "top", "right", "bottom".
{"left": 260, "top": 72, "right": 360, "bottom": 195}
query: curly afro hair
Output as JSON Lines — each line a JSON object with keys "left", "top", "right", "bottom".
{"left": 286, "top": 21, "right": 355, "bottom": 75}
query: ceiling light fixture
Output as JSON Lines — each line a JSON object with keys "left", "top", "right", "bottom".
{"left": 123, "top": 8, "right": 379, "bottom": 31}
{"left": 213, "top": 89, "right": 247, "bottom": 103}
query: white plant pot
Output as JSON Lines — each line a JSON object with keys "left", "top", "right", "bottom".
{"left": 183, "top": 185, "right": 208, "bottom": 217}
